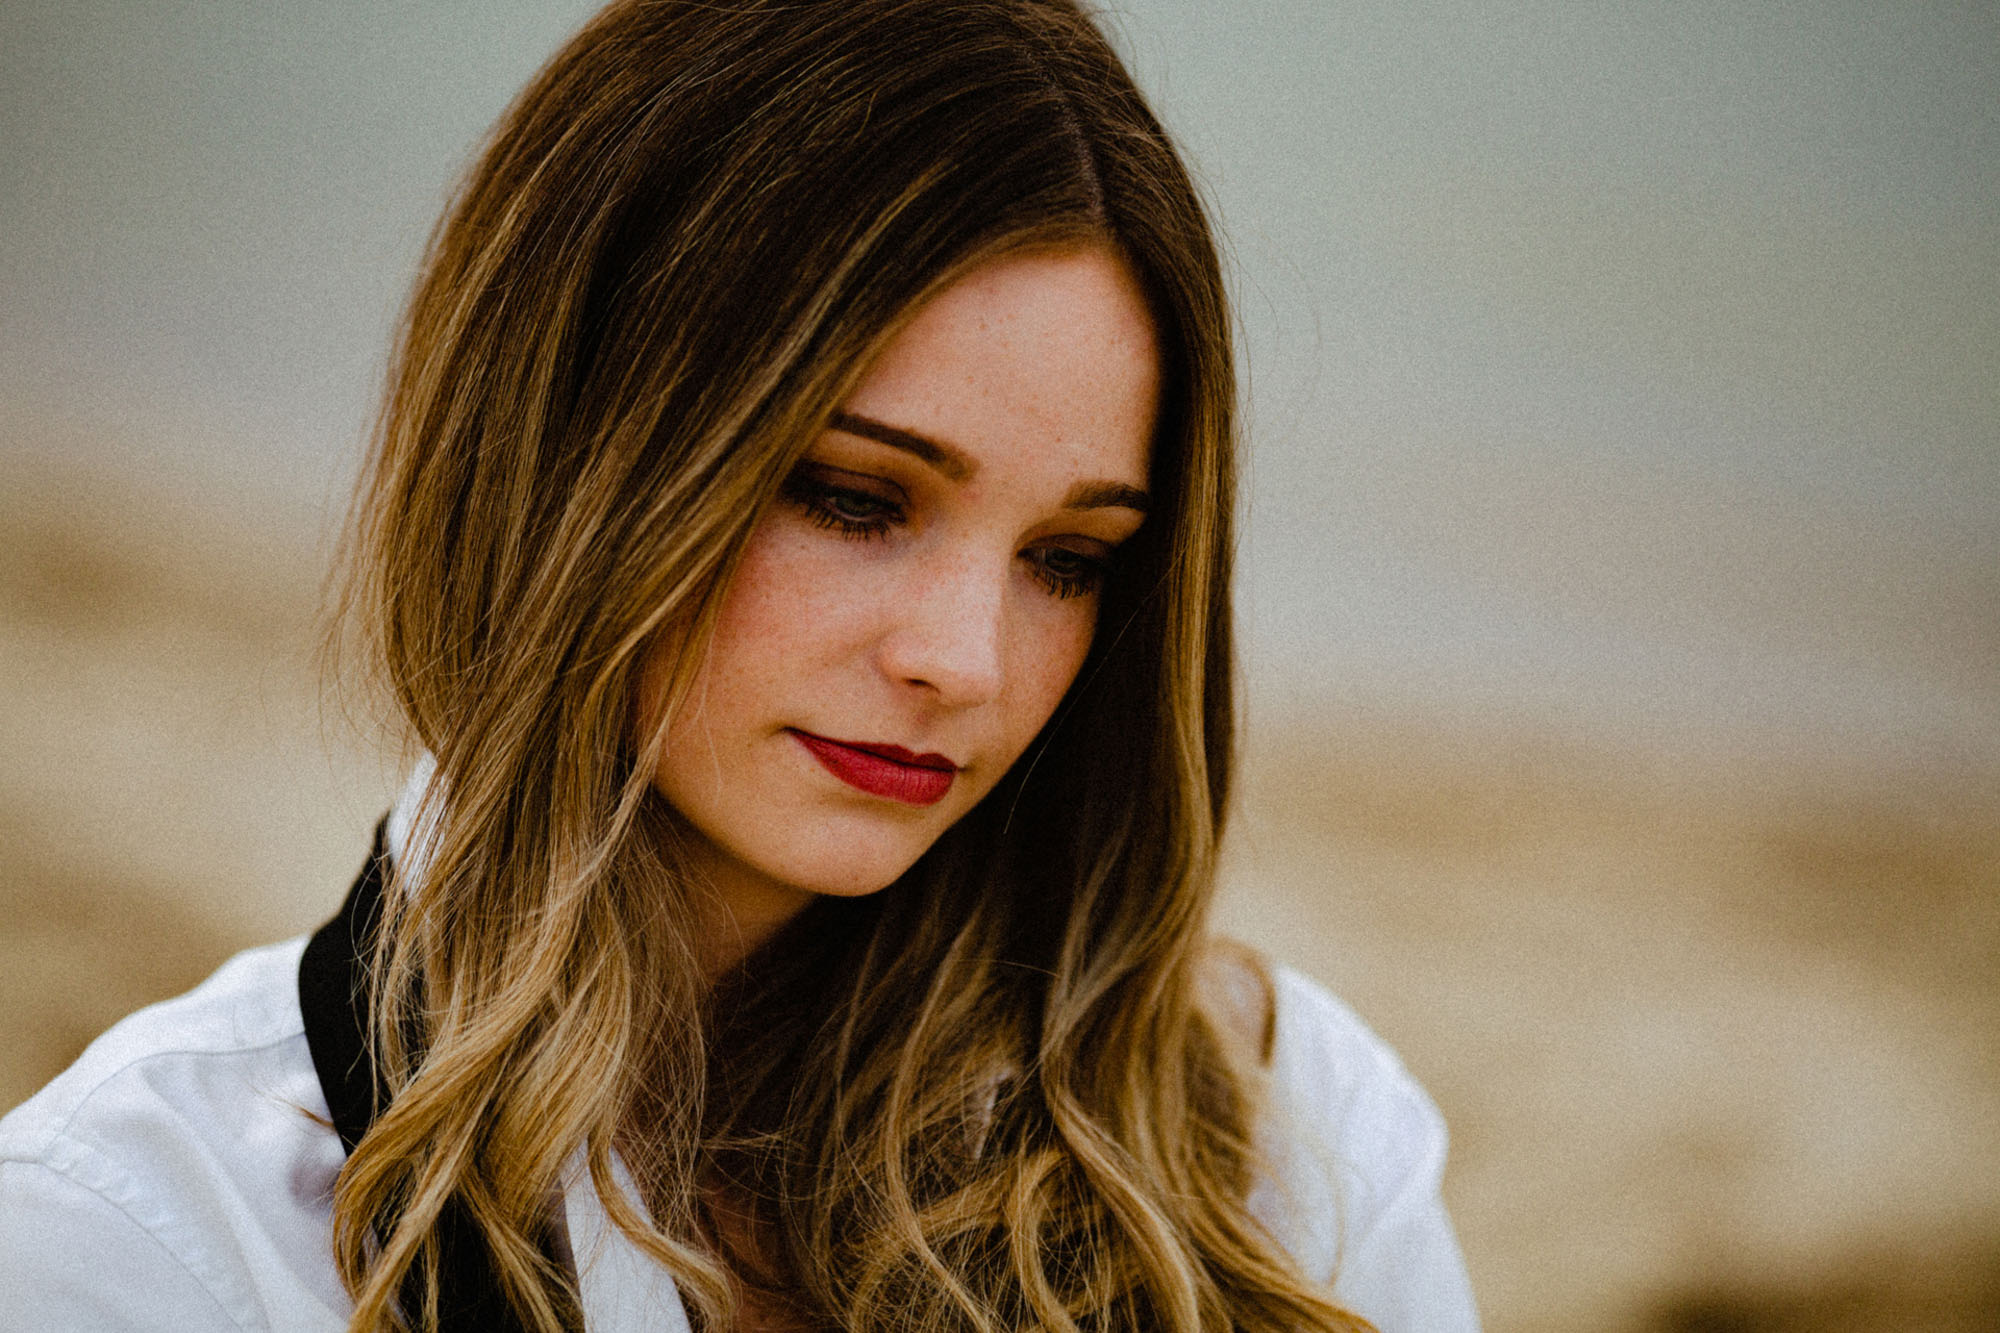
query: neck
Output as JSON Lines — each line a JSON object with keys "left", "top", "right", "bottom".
{"left": 691, "top": 861, "right": 817, "bottom": 982}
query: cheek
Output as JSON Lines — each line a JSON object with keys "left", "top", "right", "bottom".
{"left": 706, "top": 530, "right": 818, "bottom": 660}
{"left": 647, "top": 526, "right": 822, "bottom": 767}
{"left": 1001, "top": 603, "right": 1097, "bottom": 752}
{"left": 712, "top": 518, "right": 865, "bottom": 667}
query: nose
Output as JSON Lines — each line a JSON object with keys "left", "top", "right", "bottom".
{"left": 876, "top": 550, "right": 1006, "bottom": 708}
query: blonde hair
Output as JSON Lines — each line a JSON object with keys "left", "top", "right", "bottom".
{"left": 330, "top": 0, "right": 1371, "bottom": 1328}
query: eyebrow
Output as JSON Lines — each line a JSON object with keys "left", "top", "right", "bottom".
{"left": 830, "top": 411, "right": 973, "bottom": 482}
{"left": 1062, "top": 479, "right": 1151, "bottom": 513}
{"left": 828, "top": 410, "right": 1151, "bottom": 514}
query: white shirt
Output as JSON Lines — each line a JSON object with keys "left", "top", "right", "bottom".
{"left": 0, "top": 891, "right": 1478, "bottom": 1330}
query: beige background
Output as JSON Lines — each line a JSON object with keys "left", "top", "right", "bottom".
{"left": 3, "top": 2, "right": 1996, "bottom": 1329}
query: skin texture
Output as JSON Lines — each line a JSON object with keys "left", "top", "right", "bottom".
{"left": 642, "top": 245, "right": 1161, "bottom": 972}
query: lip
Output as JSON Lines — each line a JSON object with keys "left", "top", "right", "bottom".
{"left": 788, "top": 729, "right": 958, "bottom": 806}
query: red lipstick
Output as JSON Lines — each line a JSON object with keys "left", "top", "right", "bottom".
{"left": 789, "top": 730, "right": 957, "bottom": 806}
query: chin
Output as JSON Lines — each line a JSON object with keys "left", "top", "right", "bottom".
{"left": 778, "top": 848, "right": 926, "bottom": 900}
{"left": 747, "top": 821, "right": 937, "bottom": 901}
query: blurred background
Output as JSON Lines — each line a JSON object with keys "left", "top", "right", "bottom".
{"left": 2, "top": 1, "right": 1995, "bottom": 1328}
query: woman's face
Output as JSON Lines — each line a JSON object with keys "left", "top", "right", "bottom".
{"left": 641, "top": 245, "right": 1160, "bottom": 949}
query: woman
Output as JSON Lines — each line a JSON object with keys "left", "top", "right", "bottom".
{"left": 0, "top": 1, "right": 1478, "bottom": 1329}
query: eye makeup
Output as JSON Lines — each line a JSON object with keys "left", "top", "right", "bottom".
{"left": 1025, "top": 544, "right": 1109, "bottom": 599}
{"left": 780, "top": 464, "right": 905, "bottom": 539}
{"left": 778, "top": 457, "right": 1122, "bottom": 599}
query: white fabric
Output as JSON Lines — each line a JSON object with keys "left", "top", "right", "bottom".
{"left": 562, "top": 1152, "right": 695, "bottom": 1332}
{"left": 0, "top": 797, "right": 1478, "bottom": 1330}
{"left": 0, "top": 947, "right": 1478, "bottom": 1331}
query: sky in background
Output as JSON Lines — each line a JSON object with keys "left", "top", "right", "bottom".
{"left": 3, "top": 0, "right": 1995, "bottom": 768}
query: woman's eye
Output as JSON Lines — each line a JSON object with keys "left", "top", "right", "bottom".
{"left": 781, "top": 470, "right": 903, "bottom": 538}
{"left": 1027, "top": 545, "right": 1109, "bottom": 600}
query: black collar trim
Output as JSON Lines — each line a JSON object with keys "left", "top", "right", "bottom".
{"left": 298, "top": 820, "right": 541, "bottom": 1331}
{"left": 299, "top": 821, "right": 387, "bottom": 1154}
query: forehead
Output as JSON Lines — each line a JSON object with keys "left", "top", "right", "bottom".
{"left": 840, "top": 245, "right": 1161, "bottom": 490}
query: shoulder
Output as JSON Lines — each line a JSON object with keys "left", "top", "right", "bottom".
{"left": 1253, "top": 966, "right": 1483, "bottom": 1331}
{"left": 1266, "top": 965, "right": 1447, "bottom": 1188}
{"left": 0, "top": 937, "right": 351, "bottom": 1330}
{"left": 1253, "top": 967, "right": 1445, "bottom": 1265}
{"left": 0, "top": 936, "right": 322, "bottom": 1164}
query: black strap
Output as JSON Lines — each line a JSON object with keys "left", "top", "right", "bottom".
{"left": 299, "top": 821, "right": 541, "bottom": 1332}
{"left": 298, "top": 822, "right": 387, "bottom": 1154}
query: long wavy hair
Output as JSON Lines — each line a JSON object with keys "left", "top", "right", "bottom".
{"left": 329, "top": 1, "right": 1370, "bottom": 1329}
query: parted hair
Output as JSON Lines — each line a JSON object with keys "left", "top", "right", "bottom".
{"left": 330, "top": 0, "right": 1371, "bottom": 1328}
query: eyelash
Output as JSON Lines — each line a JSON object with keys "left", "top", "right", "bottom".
{"left": 780, "top": 472, "right": 1110, "bottom": 600}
